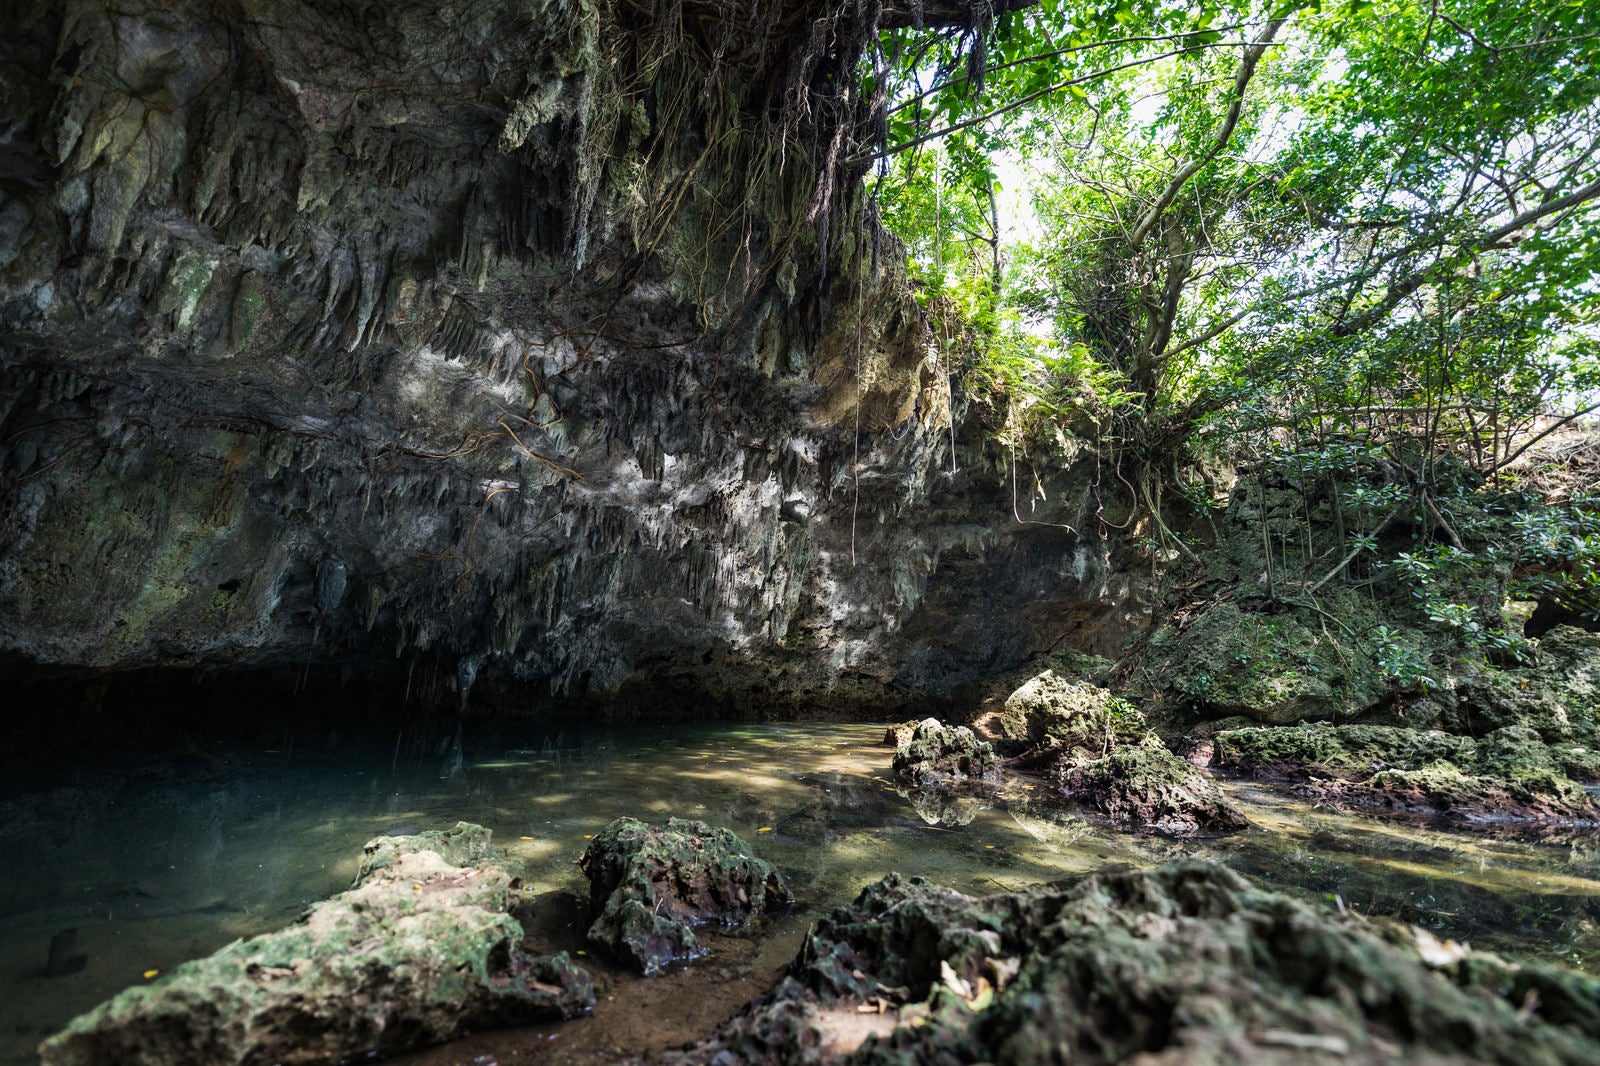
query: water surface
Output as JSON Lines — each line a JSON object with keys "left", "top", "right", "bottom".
{"left": 4, "top": 721, "right": 1598, "bottom": 1065}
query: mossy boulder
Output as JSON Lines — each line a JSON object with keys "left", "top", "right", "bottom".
{"left": 1357, "top": 762, "right": 1597, "bottom": 821}
{"left": 891, "top": 719, "right": 1002, "bottom": 788}
{"left": 1213, "top": 722, "right": 1476, "bottom": 775}
{"left": 1452, "top": 630, "right": 1600, "bottom": 743}
{"left": 1529, "top": 626, "right": 1600, "bottom": 723}
{"left": 1215, "top": 723, "right": 1600, "bottom": 822}
{"left": 980, "top": 669, "right": 1152, "bottom": 755}
{"left": 661, "top": 861, "right": 1600, "bottom": 1065}
{"left": 1051, "top": 741, "right": 1249, "bottom": 836}
{"left": 579, "top": 817, "right": 791, "bottom": 977}
{"left": 356, "top": 820, "right": 495, "bottom": 879}
{"left": 1145, "top": 601, "right": 1385, "bottom": 724}
{"left": 39, "top": 824, "right": 593, "bottom": 1066}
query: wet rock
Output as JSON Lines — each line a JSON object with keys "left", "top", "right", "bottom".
{"left": 357, "top": 820, "right": 495, "bottom": 880}
{"left": 965, "top": 670, "right": 1245, "bottom": 836}
{"left": 1215, "top": 722, "right": 1600, "bottom": 823}
{"left": 38, "top": 824, "right": 593, "bottom": 1066}
{"left": 890, "top": 719, "right": 1002, "bottom": 788}
{"left": 661, "top": 861, "right": 1600, "bottom": 1065}
{"left": 579, "top": 817, "right": 791, "bottom": 976}
{"left": 1051, "top": 741, "right": 1249, "bottom": 836}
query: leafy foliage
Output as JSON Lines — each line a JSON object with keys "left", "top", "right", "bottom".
{"left": 863, "top": 0, "right": 1600, "bottom": 664}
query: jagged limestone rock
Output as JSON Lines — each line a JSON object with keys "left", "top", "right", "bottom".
{"left": 38, "top": 823, "right": 594, "bottom": 1066}
{"left": 968, "top": 669, "right": 1245, "bottom": 836}
{"left": 0, "top": 0, "right": 1138, "bottom": 717}
{"left": 356, "top": 820, "right": 495, "bottom": 881}
{"left": 1214, "top": 722, "right": 1600, "bottom": 822}
{"left": 891, "top": 719, "right": 1002, "bottom": 789}
{"left": 1213, "top": 722, "right": 1477, "bottom": 775}
{"left": 579, "top": 817, "right": 791, "bottom": 976}
{"left": 1144, "top": 602, "right": 1386, "bottom": 724}
{"left": 660, "top": 861, "right": 1600, "bottom": 1065}
{"left": 986, "top": 668, "right": 1153, "bottom": 754}
{"left": 1051, "top": 740, "right": 1249, "bottom": 836}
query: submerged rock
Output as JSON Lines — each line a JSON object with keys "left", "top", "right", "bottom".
{"left": 38, "top": 823, "right": 593, "bottom": 1066}
{"left": 890, "top": 719, "right": 1002, "bottom": 788}
{"left": 579, "top": 817, "right": 791, "bottom": 976}
{"left": 663, "top": 861, "right": 1600, "bottom": 1065}
{"left": 1215, "top": 722, "right": 1600, "bottom": 823}
{"left": 1051, "top": 741, "right": 1249, "bottom": 835}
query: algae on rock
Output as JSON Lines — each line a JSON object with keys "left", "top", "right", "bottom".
{"left": 1052, "top": 740, "right": 1250, "bottom": 836}
{"left": 1214, "top": 722, "right": 1600, "bottom": 822}
{"left": 38, "top": 823, "right": 593, "bottom": 1066}
{"left": 662, "top": 861, "right": 1600, "bottom": 1066}
{"left": 1143, "top": 600, "right": 1386, "bottom": 724}
{"left": 579, "top": 816, "right": 791, "bottom": 976}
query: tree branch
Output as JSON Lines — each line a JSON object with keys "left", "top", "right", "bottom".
{"left": 1126, "top": 18, "right": 1286, "bottom": 248}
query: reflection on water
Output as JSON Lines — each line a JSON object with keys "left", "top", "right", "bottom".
{"left": 4, "top": 721, "right": 1600, "bottom": 1065}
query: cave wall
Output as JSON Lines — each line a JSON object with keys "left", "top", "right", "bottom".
{"left": 0, "top": 0, "right": 1142, "bottom": 715}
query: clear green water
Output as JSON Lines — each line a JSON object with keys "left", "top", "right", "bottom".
{"left": 4, "top": 721, "right": 1600, "bottom": 1065}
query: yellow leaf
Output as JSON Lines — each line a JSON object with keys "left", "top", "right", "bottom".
{"left": 519, "top": 835, "right": 534, "bottom": 841}
{"left": 143, "top": 969, "right": 159, "bottom": 979}
{"left": 757, "top": 826, "right": 774, "bottom": 833}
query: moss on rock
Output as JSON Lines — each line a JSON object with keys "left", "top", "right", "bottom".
{"left": 1144, "top": 601, "right": 1386, "bottom": 724}
{"left": 579, "top": 817, "right": 791, "bottom": 976}
{"left": 1052, "top": 741, "right": 1250, "bottom": 836}
{"left": 661, "top": 861, "right": 1600, "bottom": 1065}
{"left": 891, "top": 719, "right": 1002, "bottom": 789}
{"left": 1214, "top": 723, "right": 1600, "bottom": 823}
{"left": 1213, "top": 723, "right": 1476, "bottom": 775}
{"left": 38, "top": 823, "right": 593, "bottom": 1066}
{"left": 987, "top": 670, "right": 1151, "bottom": 754}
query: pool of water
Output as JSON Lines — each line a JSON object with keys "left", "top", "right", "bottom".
{"left": 5, "top": 720, "right": 1600, "bottom": 1065}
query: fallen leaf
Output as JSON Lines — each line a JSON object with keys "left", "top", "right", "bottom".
{"left": 757, "top": 826, "right": 774, "bottom": 832}
{"left": 939, "top": 959, "right": 972, "bottom": 1000}
{"left": 520, "top": 835, "right": 534, "bottom": 841}
{"left": 142, "top": 969, "right": 159, "bottom": 979}
{"left": 1412, "top": 927, "right": 1470, "bottom": 967}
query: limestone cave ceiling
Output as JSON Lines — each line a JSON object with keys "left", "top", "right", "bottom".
{"left": 0, "top": 0, "right": 1125, "bottom": 712}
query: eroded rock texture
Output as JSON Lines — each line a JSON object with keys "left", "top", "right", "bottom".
{"left": 38, "top": 822, "right": 594, "bottom": 1066}
{"left": 0, "top": 0, "right": 1142, "bottom": 716}
{"left": 662, "top": 862, "right": 1600, "bottom": 1065}
{"left": 580, "top": 816, "right": 791, "bottom": 975}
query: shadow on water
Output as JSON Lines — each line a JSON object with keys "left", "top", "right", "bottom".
{"left": 4, "top": 721, "right": 1600, "bottom": 1065}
